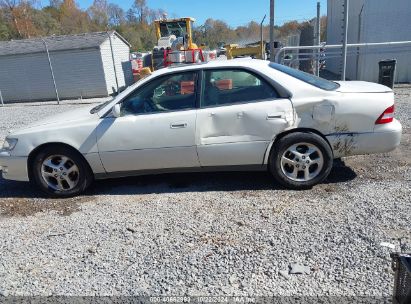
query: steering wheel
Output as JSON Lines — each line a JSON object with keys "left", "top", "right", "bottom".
{"left": 123, "top": 97, "right": 156, "bottom": 114}
{"left": 144, "top": 98, "right": 158, "bottom": 112}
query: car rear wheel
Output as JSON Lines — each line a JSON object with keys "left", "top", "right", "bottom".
{"left": 269, "top": 132, "right": 333, "bottom": 189}
{"left": 31, "top": 146, "right": 93, "bottom": 197}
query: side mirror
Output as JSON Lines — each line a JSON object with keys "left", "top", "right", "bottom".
{"left": 112, "top": 104, "right": 121, "bottom": 118}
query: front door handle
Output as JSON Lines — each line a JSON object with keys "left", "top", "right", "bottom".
{"left": 170, "top": 122, "right": 188, "bottom": 129}
{"left": 267, "top": 112, "right": 285, "bottom": 120}
{"left": 267, "top": 115, "right": 284, "bottom": 120}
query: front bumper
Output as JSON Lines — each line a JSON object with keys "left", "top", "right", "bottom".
{"left": 327, "top": 119, "right": 402, "bottom": 158}
{"left": 0, "top": 151, "right": 29, "bottom": 182}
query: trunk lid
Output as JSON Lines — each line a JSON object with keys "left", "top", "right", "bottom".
{"left": 335, "top": 81, "right": 392, "bottom": 93}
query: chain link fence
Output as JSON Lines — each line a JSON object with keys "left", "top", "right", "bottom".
{"left": 275, "top": 0, "right": 411, "bottom": 84}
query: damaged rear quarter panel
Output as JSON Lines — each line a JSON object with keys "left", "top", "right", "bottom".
{"left": 289, "top": 90, "right": 394, "bottom": 158}
{"left": 293, "top": 98, "right": 337, "bottom": 135}
{"left": 326, "top": 92, "right": 394, "bottom": 157}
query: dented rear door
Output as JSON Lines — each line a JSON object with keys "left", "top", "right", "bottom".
{"left": 196, "top": 68, "right": 294, "bottom": 167}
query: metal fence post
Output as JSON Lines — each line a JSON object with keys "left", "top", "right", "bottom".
{"left": 41, "top": 38, "right": 60, "bottom": 105}
{"left": 0, "top": 90, "right": 4, "bottom": 106}
{"left": 260, "top": 14, "right": 267, "bottom": 59}
{"left": 316, "top": 2, "right": 321, "bottom": 76}
{"left": 269, "top": 0, "right": 275, "bottom": 62}
{"left": 341, "top": 0, "right": 350, "bottom": 80}
{"left": 108, "top": 32, "right": 119, "bottom": 93}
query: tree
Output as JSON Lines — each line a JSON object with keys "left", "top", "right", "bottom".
{"left": 49, "top": 0, "right": 63, "bottom": 8}
{"left": 88, "top": 0, "right": 109, "bottom": 29}
{"left": 146, "top": 8, "right": 165, "bottom": 24}
{"left": 125, "top": 8, "right": 137, "bottom": 24}
{"left": 0, "top": 9, "right": 11, "bottom": 40}
{"left": 235, "top": 21, "right": 260, "bottom": 44}
{"left": 0, "top": 0, "right": 316, "bottom": 54}
{"left": 107, "top": 3, "right": 124, "bottom": 26}
{"left": 0, "top": 0, "right": 38, "bottom": 38}
{"left": 59, "top": 0, "right": 90, "bottom": 34}
{"left": 32, "top": 7, "right": 61, "bottom": 36}
{"left": 197, "top": 18, "right": 236, "bottom": 48}
{"left": 132, "top": 0, "right": 146, "bottom": 24}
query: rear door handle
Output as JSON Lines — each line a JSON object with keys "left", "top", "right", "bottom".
{"left": 170, "top": 122, "right": 188, "bottom": 129}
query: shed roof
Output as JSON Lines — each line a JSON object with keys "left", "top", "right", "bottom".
{"left": 0, "top": 31, "right": 130, "bottom": 57}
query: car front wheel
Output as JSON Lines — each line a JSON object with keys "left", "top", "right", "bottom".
{"left": 31, "top": 146, "right": 93, "bottom": 197}
{"left": 269, "top": 132, "right": 333, "bottom": 189}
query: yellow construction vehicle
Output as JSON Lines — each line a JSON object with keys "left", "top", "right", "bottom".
{"left": 133, "top": 17, "right": 216, "bottom": 80}
{"left": 150, "top": 17, "right": 210, "bottom": 71}
{"left": 154, "top": 17, "right": 199, "bottom": 50}
{"left": 225, "top": 41, "right": 266, "bottom": 60}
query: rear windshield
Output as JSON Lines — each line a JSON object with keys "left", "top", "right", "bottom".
{"left": 269, "top": 63, "right": 340, "bottom": 91}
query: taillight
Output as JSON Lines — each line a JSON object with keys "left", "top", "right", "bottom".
{"left": 375, "top": 105, "right": 395, "bottom": 124}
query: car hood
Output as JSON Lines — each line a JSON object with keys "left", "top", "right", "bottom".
{"left": 11, "top": 104, "right": 98, "bottom": 135}
{"left": 335, "top": 81, "right": 392, "bottom": 93}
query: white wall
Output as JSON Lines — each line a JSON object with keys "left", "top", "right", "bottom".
{"left": 100, "top": 33, "right": 133, "bottom": 95}
{"left": 327, "top": 0, "right": 411, "bottom": 82}
{"left": 50, "top": 48, "right": 108, "bottom": 99}
{"left": 0, "top": 52, "right": 55, "bottom": 101}
{"left": 0, "top": 48, "right": 108, "bottom": 102}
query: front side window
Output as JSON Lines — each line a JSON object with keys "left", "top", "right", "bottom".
{"left": 121, "top": 72, "right": 198, "bottom": 116}
{"left": 201, "top": 69, "right": 279, "bottom": 107}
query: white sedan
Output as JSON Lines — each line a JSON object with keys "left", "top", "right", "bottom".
{"left": 0, "top": 60, "right": 402, "bottom": 197}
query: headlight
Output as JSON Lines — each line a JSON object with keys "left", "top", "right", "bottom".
{"left": 2, "top": 138, "right": 18, "bottom": 151}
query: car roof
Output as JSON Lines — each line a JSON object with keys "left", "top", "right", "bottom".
{"left": 152, "top": 59, "right": 270, "bottom": 76}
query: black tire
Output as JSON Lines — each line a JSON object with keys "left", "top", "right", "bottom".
{"left": 30, "top": 145, "right": 93, "bottom": 197}
{"left": 269, "top": 132, "right": 333, "bottom": 190}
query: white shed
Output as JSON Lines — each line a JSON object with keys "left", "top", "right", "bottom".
{"left": 326, "top": 0, "right": 411, "bottom": 83}
{"left": 0, "top": 31, "right": 133, "bottom": 102}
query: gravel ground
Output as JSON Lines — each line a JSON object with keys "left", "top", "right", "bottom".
{"left": 0, "top": 88, "right": 410, "bottom": 297}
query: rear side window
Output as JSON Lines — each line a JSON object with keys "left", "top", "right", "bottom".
{"left": 201, "top": 69, "right": 279, "bottom": 107}
{"left": 269, "top": 62, "right": 340, "bottom": 91}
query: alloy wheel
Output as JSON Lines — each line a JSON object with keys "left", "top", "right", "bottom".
{"left": 41, "top": 155, "right": 80, "bottom": 191}
{"left": 280, "top": 142, "right": 324, "bottom": 182}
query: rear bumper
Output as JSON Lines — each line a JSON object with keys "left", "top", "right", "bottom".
{"left": 0, "top": 151, "right": 29, "bottom": 182}
{"left": 327, "top": 119, "right": 402, "bottom": 158}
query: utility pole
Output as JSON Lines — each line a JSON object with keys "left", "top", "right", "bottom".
{"left": 341, "top": 0, "right": 349, "bottom": 80}
{"left": 269, "top": 0, "right": 275, "bottom": 62}
{"left": 260, "top": 14, "right": 267, "bottom": 59}
{"left": 315, "top": 2, "right": 321, "bottom": 76}
{"left": 356, "top": 4, "right": 365, "bottom": 80}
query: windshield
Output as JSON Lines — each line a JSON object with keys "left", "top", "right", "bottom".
{"left": 269, "top": 63, "right": 340, "bottom": 91}
{"left": 159, "top": 21, "right": 187, "bottom": 38}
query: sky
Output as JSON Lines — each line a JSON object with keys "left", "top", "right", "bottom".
{"left": 41, "top": 0, "right": 327, "bottom": 27}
